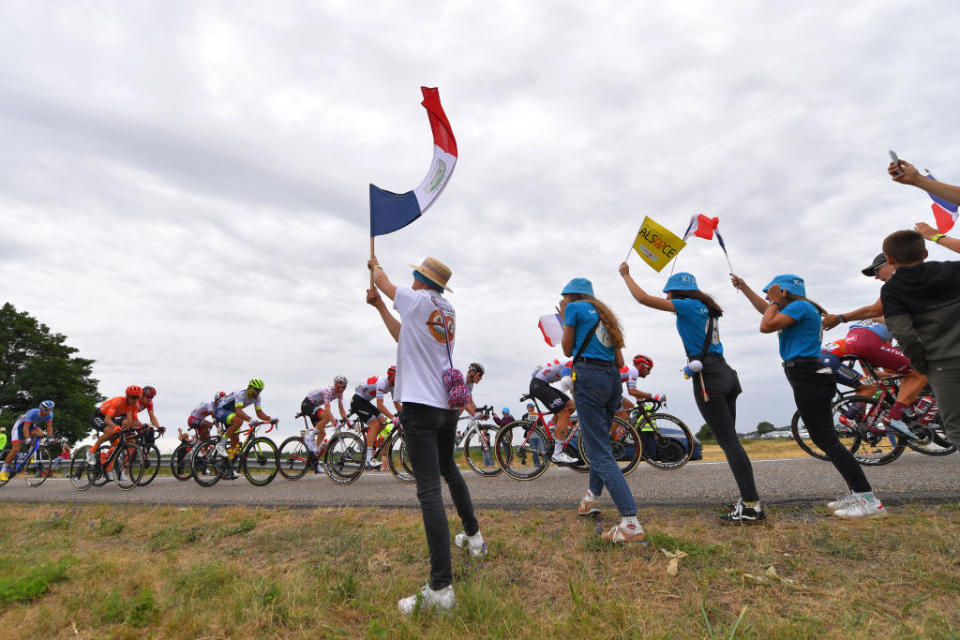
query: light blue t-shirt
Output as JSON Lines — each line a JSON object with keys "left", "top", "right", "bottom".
{"left": 564, "top": 301, "right": 616, "bottom": 361}
{"left": 778, "top": 300, "right": 823, "bottom": 360}
{"left": 672, "top": 298, "right": 723, "bottom": 357}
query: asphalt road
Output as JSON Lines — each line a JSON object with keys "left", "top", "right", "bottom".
{"left": 1, "top": 453, "right": 957, "bottom": 510}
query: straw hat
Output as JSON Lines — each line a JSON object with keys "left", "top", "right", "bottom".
{"left": 410, "top": 257, "right": 453, "bottom": 292}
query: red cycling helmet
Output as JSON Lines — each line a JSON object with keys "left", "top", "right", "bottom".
{"left": 216, "top": 391, "right": 227, "bottom": 400}
{"left": 633, "top": 354, "right": 654, "bottom": 369}
{"left": 387, "top": 365, "right": 397, "bottom": 377}
{"left": 142, "top": 385, "right": 157, "bottom": 399}
{"left": 125, "top": 385, "right": 143, "bottom": 397}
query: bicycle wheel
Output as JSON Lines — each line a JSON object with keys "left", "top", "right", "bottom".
{"left": 190, "top": 438, "right": 225, "bottom": 487}
{"left": 241, "top": 437, "right": 279, "bottom": 486}
{"left": 68, "top": 446, "right": 95, "bottom": 491}
{"left": 833, "top": 396, "right": 906, "bottom": 465}
{"left": 24, "top": 446, "right": 50, "bottom": 487}
{"left": 0, "top": 448, "right": 9, "bottom": 487}
{"left": 577, "top": 417, "right": 642, "bottom": 475}
{"left": 385, "top": 432, "right": 415, "bottom": 484}
{"left": 495, "top": 420, "right": 550, "bottom": 481}
{"left": 324, "top": 431, "right": 365, "bottom": 484}
{"left": 905, "top": 415, "right": 957, "bottom": 456}
{"left": 170, "top": 442, "right": 194, "bottom": 481}
{"left": 791, "top": 409, "right": 829, "bottom": 461}
{"left": 114, "top": 443, "right": 146, "bottom": 490}
{"left": 637, "top": 413, "right": 694, "bottom": 470}
{"left": 277, "top": 436, "right": 310, "bottom": 480}
{"left": 464, "top": 424, "right": 504, "bottom": 477}
{"left": 138, "top": 444, "right": 161, "bottom": 486}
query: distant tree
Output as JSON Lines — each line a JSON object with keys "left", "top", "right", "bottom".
{"left": 696, "top": 423, "right": 715, "bottom": 442}
{"left": 0, "top": 303, "right": 101, "bottom": 444}
{"left": 756, "top": 421, "right": 776, "bottom": 435}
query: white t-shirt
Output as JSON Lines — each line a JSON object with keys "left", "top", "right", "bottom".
{"left": 393, "top": 286, "right": 454, "bottom": 408}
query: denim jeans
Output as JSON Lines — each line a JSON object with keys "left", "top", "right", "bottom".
{"left": 401, "top": 402, "right": 479, "bottom": 590}
{"left": 573, "top": 359, "right": 637, "bottom": 517}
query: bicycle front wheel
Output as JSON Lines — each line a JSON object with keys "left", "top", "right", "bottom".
{"left": 833, "top": 396, "right": 906, "bottom": 465}
{"left": 577, "top": 417, "right": 642, "bottom": 475}
{"left": 190, "top": 438, "right": 224, "bottom": 487}
{"left": 115, "top": 444, "right": 146, "bottom": 490}
{"left": 385, "top": 432, "right": 415, "bottom": 483}
{"left": 277, "top": 436, "right": 310, "bottom": 480}
{"left": 24, "top": 446, "right": 50, "bottom": 487}
{"left": 170, "top": 442, "right": 194, "bottom": 481}
{"left": 495, "top": 421, "right": 550, "bottom": 481}
{"left": 638, "top": 413, "right": 694, "bottom": 470}
{"left": 242, "top": 437, "right": 279, "bottom": 486}
{"left": 464, "top": 424, "right": 504, "bottom": 477}
{"left": 69, "top": 446, "right": 95, "bottom": 491}
{"left": 324, "top": 431, "right": 365, "bottom": 484}
{"left": 138, "top": 444, "right": 161, "bottom": 486}
{"left": 905, "top": 415, "right": 957, "bottom": 456}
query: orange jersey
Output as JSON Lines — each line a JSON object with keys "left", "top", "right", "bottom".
{"left": 99, "top": 396, "right": 139, "bottom": 420}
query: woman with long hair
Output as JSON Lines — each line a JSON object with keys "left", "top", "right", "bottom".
{"left": 619, "top": 265, "right": 765, "bottom": 524}
{"left": 560, "top": 277, "right": 645, "bottom": 543}
{"left": 731, "top": 273, "right": 886, "bottom": 518}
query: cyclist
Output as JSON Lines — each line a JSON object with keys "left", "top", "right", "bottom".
{"left": 822, "top": 255, "right": 928, "bottom": 438}
{"left": 213, "top": 379, "right": 276, "bottom": 458}
{"left": 86, "top": 386, "right": 144, "bottom": 466}
{"left": 528, "top": 358, "right": 577, "bottom": 464}
{"left": 0, "top": 400, "right": 55, "bottom": 482}
{"left": 619, "top": 354, "right": 666, "bottom": 414}
{"left": 134, "top": 385, "right": 163, "bottom": 430}
{"left": 302, "top": 376, "right": 348, "bottom": 450}
{"left": 462, "top": 362, "right": 485, "bottom": 417}
{"left": 350, "top": 367, "right": 401, "bottom": 468}
{"left": 187, "top": 391, "right": 227, "bottom": 443}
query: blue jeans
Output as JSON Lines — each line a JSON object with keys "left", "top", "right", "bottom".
{"left": 573, "top": 359, "right": 637, "bottom": 517}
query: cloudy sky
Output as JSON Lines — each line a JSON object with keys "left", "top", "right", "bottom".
{"left": 2, "top": 1, "right": 959, "bottom": 447}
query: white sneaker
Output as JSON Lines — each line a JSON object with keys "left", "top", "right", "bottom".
{"left": 316, "top": 463, "right": 325, "bottom": 473}
{"left": 397, "top": 583, "right": 455, "bottom": 614}
{"left": 551, "top": 451, "right": 578, "bottom": 465}
{"left": 213, "top": 441, "right": 227, "bottom": 458}
{"left": 827, "top": 491, "right": 858, "bottom": 512}
{"left": 105, "top": 470, "right": 115, "bottom": 482}
{"left": 365, "top": 458, "right": 383, "bottom": 469}
{"left": 578, "top": 493, "right": 601, "bottom": 517}
{"left": 454, "top": 531, "right": 487, "bottom": 556}
{"left": 85, "top": 449, "right": 96, "bottom": 465}
{"left": 833, "top": 495, "right": 888, "bottom": 519}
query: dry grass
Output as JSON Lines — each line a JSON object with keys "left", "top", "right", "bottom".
{"left": 698, "top": 438, "right": 806, "bottom": 462}
{"left": 1, "top": 501, "right": 959, "bottom": 639}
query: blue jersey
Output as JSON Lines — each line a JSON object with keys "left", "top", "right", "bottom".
{"left": 16, "top": 408, "right": 53, "bottom": 427}
{"left": 672, "top": 298, "right": 723, "bottom": 357}
{"left": 564, "top": 301, "right": 615, "bottom": 361}
{"left": 779, "top": 300, "right": 823, "bottom": 360}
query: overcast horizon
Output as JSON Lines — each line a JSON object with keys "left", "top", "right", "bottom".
{"left": 3, "top": 1, "right": 959, "bottom": 447}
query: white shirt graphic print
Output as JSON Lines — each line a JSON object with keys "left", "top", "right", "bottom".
{"left": 393, "top": 286, "right": 455, "bottom": 408}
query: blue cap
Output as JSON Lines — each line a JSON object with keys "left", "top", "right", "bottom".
{"left": 663, "top": 272, "right": 699, "bottom": 292}
{"left": 763, "top": 274, "right": 806, "bottom": 297}
{"left": 501, "top": 407, "right": 510, "bottom": 414}
{"left": 562, "top": 278, "right": 594, "bottom": 296}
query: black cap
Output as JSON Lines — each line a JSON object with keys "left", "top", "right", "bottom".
{"left": 861, "top": 253, "right": 887, "bottom": 277}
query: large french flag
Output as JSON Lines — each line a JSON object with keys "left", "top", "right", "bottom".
{"left": 370, "top": 87, "right": 458, "bottom": 236}
{"left": 926, "top": 173, "right": 959, "bottom": 233}
{"left": 538, "top": 313, "right": 563, "bottom": 347}
{"left": 682, "top": 214, "right": 719, "bottom": 241}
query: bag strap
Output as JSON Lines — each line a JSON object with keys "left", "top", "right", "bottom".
{"left": 574, "top": 319, "right": 602, "bottom": 360}
{"left": 694, "top": 315, "right": 716, "bottom": 361}
{"left": 431, "top": 297, "right": 455, "bottom": 369}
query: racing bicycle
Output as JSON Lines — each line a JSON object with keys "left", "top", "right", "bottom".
{"left": 323, "top": 411, "right": 414, "bottom": 484}
{"left": 189, "top": 419, "right": 280, "bottom": 487}
{"left": 456, "top": 405, "right": 503, "bottom": 477}
{"left": 0, "top": 435, "right": 56, "bottom": 488}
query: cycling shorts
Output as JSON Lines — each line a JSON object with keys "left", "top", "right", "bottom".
{"left": 300, "top": 398, "right": 323, "bottom": 426}
{"left": 11, "top": 420, "right": 39, "bottom": 443}
{"left": 187, "top": 415, "right": 212, "bottom": 441}
{"left": 350, "top": 394, "right": 381, "bottom": 425}
{"left": 529, "top": 378, "right": 569, "bottom": 414}
{"left": 214, "top": 406, "right": 236, "bottom": 425}
{"left": 90, "top": 412, "right": 124, "bottom": 433}
{"left": 820, "top": 352, "right": 862, "bottom": 388}
{"left": 844, "top": 327, "right": 913, "bottom": 374}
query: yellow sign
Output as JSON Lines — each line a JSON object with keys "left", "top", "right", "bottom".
{"left": 631, "top": 216, "right": 686, "bottom": 272}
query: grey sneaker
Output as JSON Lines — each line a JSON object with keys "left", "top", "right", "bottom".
{"left": 887, "top": 418, "right": 918, "bottom": 441}
{"left": 454, "top": 531, "right": 487, "bottom": 556}
{"left": 578, "top": 493, "right": 601, "bottom": 517}
{"left": 833, "top": 495, "right": 887, "bottom": 519}
{"left": 397, "top": 583, "right": 455, "bottom": 614}
{"left": 827, "top": 491, "right": 858, "bottom": 512}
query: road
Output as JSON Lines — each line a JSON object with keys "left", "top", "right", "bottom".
{"left": 1, "top": 453, "right": 957, "bottom": 509}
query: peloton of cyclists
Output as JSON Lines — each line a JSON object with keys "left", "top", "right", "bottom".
{"left": 0, "top": 400, "right": 55, "bottom": 482}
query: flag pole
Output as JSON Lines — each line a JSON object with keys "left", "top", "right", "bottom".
{"left": 624, "top": 223, "right": 642, "bottom": 262}
{"left": 369, "top": 236, "right": 375, "bottom": 288}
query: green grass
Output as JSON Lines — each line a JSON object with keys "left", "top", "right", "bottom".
{"left": 0, "top": 503, "right": 959, "bottom": 638}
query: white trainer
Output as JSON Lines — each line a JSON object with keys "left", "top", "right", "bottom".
{"left": 833, "top": 495, "right": 888, "bottom": 519}
{"left": 397, "top": 583, "right": 455, "bottom": 614}
{"left": 827, "top": 491, "right": 858, "bottom": 512}
{"left": 85, "top": 449, "right": 97, "bottom": 465}
{"left": 213, "top": 440, "right": 227, "bottom": 458}
{"left": 454, "top": 531, "right": 487, "bottom": 556}
{"left": 551, "top": 451, "right": 578, "bottom": 465}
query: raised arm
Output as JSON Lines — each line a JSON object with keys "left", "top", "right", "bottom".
{"left": 890, "top": 160, "right": 960, "bottom": 206}
{"left": 619, "top": 263, "right": 675, "bottom": 312}
{"left": 916, "top": 221, "right": 960, "bottom": 255}
{"left": 823, "top": 298, "right": 883, "bottom": 330}
{"left": 368, "top": 256, "right": 397, "bottom": 300}
{"left": 730, "top": 274, "right": 768, "bottom": 314}
{"left": 367, "top": 288, "right": 401, "bottom": 343}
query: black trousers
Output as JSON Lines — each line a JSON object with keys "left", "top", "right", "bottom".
{"left": 692, "top": 356, "right": 759, "bottom": 502}
{"left": 784, "top": 362, "right": 871, "bottom": 493}
{"left": 401, "top": 401, "right": 479, "bottom": 590}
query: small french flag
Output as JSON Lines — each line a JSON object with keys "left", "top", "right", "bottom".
{"left": 926, "top": 173, "right": 959, "bottom": 233}
{"left": 538, "top": 313, "right": 563, "bottom": 347}
{"left": 682, "top": 214, "right": 720, "bottom": 241}
{"left": 370, "top": 87, "right": 458, "bottom": 237}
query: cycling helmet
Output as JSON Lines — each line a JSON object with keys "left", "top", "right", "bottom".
{"left": 468, "top": 362, "right": 485, "bottom": 375}
{"left": 248, "top": 378, "right": 265, "bottom": 390}
{"left": 633, "top": 354, "right": 654, "bottom": 369}
{"left": 216, "top": 391, "right": 227, "bottom": 400}
{"left": 387, "top": 365, "right": 397, "bottom": 376}
{"left": 334, "top": 375, "right": 348, "bottom": 385}
{"left": 142, "top": 385, "right": 157, "bottom": 399}
{"left": 39, "top": 400, "right": 55, "bottom": 411}
{"left": 126, "top": 385, "right": 143, "bottom": 397}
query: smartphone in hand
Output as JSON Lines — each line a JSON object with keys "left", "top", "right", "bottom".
{"left": 889, "top": 150, "right": 903, "bottom": 174}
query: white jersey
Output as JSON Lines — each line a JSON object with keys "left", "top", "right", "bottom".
{"left": 354, "top": 376, "right": 394, "bottom": 402}
{"left": 620, "top": 366, "right": 640, "bottom": 391}
{"left": 532, "top": 359, "right": 572, "bottom": 383}
{"left": 393, "top": 286, "right": 454, "bottom": 407}
{"left": 190, "top": 399, "right": 217, "bottom": 420}
{"left": 217, "top": 388, "right": 262, "bottom": 411}
{"left": 306, "top": 385, "right": 343, "bottom": 405}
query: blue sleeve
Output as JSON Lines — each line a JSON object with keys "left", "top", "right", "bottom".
{"left": 563, "top": 302, "right": 583, "bottom": 327}
{"left": 671, "top": 298, "right": 696, "bottom": 318}
{"left": 781, "top": 301, "right": 811, "bottom": 322}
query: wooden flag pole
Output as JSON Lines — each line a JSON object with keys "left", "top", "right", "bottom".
{"left": 369, "top": 236, "right": 375, "bottom": 288}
